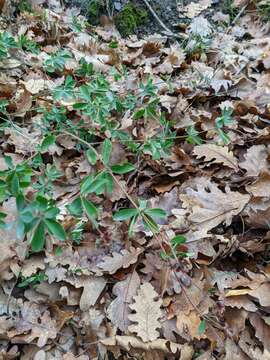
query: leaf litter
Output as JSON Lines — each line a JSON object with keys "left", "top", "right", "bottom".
{"left": 1, "top": 0, "right": 270, "bottom": 359}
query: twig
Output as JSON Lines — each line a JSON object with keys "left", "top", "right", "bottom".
{"left": 140, "top": 0, "right": 180, "bottom": 38}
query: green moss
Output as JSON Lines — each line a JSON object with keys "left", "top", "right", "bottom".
{"left": 257, "top": 1, "right": 270, "bottom": 22}
{"left": 88, "top": 0, "right": 105, "bottom": 24}
{"left": 115, "top": 2, "right": 148, "bottom": 36}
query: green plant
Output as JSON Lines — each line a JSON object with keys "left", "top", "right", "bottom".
{"left": 88, "top": 0, "right": 106, "bottom": 24}
{"left": 17, "top": 35, "right": 39, "bottom": 54}
{"left": 115, "top": 2, "right": 148, "bottom": 36}
{"left": 18, "top": 0, "right": 32, "bottom": 13}
{"left": 18, "top": 272, "right": 47, "bottom": 288}
{"left": 215, "top": 107, "right": 234, "bottom": 144}
{"left": 0, "top": 32, "right": 17, "bottom": 59}
{"left": 223, "top": 0, "right": 238, "bottom": 22}
{"left": 113, "top": 199, "right": 167, "bottom": 236}
{"left": 160, "top": 235, "right": 190, "bottom": 259}
{"left": 186, "top": 125, "right": 203, "bottom": 145}
{"left": 257, "top": 0, "right": 270, "bottom": 21}
{"left": 43, "top": 50, "right": 72, "bottom": 73}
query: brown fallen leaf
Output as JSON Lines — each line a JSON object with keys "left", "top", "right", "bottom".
{"left": 128, "top": 282, "right": 162, "bottom": 342}
{"left": 245, "top": 171, "right": 270, "bottom": 197}
{"left": 224, "top": 295, "right": 257, "bottom": 312}
{"left": 97, "top": 247, "right": 143, "bottom": 274}
{"left": 107, "top": 271, "right": 140, "bottom": 331}
{"left": 239, "top": 145, "right": 269, "bottom": 177}
{"left": 193, "top": 144, "right": 238, "bottom": 170}
{"left": 100, "top": 335, "right": 188, "bottom": 355}
{"left": 239, "top": 329, "right": 270, "bottom": 360}
{"left": 249, "top": 313, "right": 270, "bottom": 351}
{"left": 223, "top": 339, "right": 249, "bottom": 360}
{"left": 181, "top": 181, "right": 250, "bottom": 233}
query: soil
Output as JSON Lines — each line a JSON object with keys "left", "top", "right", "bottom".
{"left": 66, "top": 0, "right": 184, "bottom": 36}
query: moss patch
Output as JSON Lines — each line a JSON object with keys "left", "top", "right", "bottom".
{"left": 115, "top": 2, "right": 148, "bottom": 36}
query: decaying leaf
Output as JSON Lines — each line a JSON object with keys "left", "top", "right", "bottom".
{"left": 107, "top": 271, "right": 140, "bottom": 331}
{"left": 193, "top": 144, "right": 238, "bottom": 170}
{"left": 128, "top": 283, "right": 162, "bottom": 342}
{"left": 181, "top": 181, "right": 250, "bottom": 233}
{"left": 97, "top": 248, "right": 143, "bottom": 274}
{"left": 239, "top": 145, "right": 269, "bottom": 177}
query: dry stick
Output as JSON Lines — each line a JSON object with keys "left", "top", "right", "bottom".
{"left": 140, "top": 0, "right": 180, "bottom": 38}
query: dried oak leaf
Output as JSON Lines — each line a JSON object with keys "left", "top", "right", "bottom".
{"left": 107, "top": 271, "right": 140, "bottom": 331}
{"left": 249, "top": 313, "right": 270, "bottom": 351}
{"left": 239, "top": 145, "right": 269, "bottom": 177}
{"left": 224, "top": 295, "right": 257, "bottom": 312}
{"left": 245, "top": 171, "right": 270, "bottom": 197}
{"left": 239, "top": 329, "right": 270, "bottom": 360}
{"left": 128, "top": 283, "right": 162, "bottom": 342}
{"left": 193, "top": 144, "right": 238, "bottom": 170}
{"left": 101, "top": 335, "right": 186, "bottom": 355}
{"left": 97, "top": 247, "right": 143, "bottom": 275}
{"left": 181, "top": 182, "right": 250, "bottom": 233}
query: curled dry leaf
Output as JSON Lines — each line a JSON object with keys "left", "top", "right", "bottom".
{"left": 100, "top": 335, "right": 188, "bottom": 355}
{"left": 181, "top": 181, "right": 250, "bottom": 234}
{"left": 97, "top": 247, "right": 143, "bottom": 274}
{"left": 193, "top": 144, "right": 238, "bottom": 170}
{"left": 249, "top": 313, "right": 270, "bottom": 351}
{"left": 239, "top": 145, "right": 269, "bottom": 177}
{"left": 128, "top": 282, "right": 162, "bottom": 342}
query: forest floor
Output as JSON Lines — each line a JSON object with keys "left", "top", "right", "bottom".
{"left": 1, "top": 0, "right": 270, "bottom": 359}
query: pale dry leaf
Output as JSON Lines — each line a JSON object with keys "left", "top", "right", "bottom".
{"left": 245, "top": 171, "right": 270, "bottom": 197}
{"left": 128, "top": 283, "right": 162, "bottom": 342}
{"left": 224, "top": 295, "right": 257, "bottom": 312}
{"left": 249, "top": 313, "right": 270, "bottom": 351}
{"left": 79, "top": 277, "right": 107, "bottom": 311}
{"left": 107, "top": 271, "right": 140, "bottom": 331}
{"left": 249, "top": 283, "right": 270, "bottom": 307}
{"left": 181, "top": 182, "right": 250, "bottom": 233}
{"left": 97, "top": 247, "right": 143, "bottom": 274}
{"left": 21, "top": 78, "right": 55, "bottom": 94}
{"left": 193, "top": 144, "right": 238, "bottom": 170}
{"left": 182, "top": 1, "right": 212, "bottom": 19}
{"left": 224, "top": 339, "right": 249, "bottom": 360}
{"left": 239, "top": 329, "right": 270, "bottom": 360}
{"left": 101, "top": 335, "right": 184, "bottom": 354}
{"left": 21, "top": 256, "right": 45, "bottom": 278}
{"left": 239, "top": 145, "right": 269, "bottom": 177}
{"left": 189, "top": 16, "right": 212, "bottom": 37}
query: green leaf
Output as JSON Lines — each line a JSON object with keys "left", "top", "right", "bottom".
{"left": 31, "top": 221, "right": 45, "bottom": 252}
{"left": 128, "top": 213, "right": 139, "bottom": 237}
{"left": 171, "top": 235, "right": 186, "bottom": 247}
{"left": 101, "top": 139, "right": 112, "bottom": 165}
{"left": 111, "top": 162, "right": 135, "bottom": 174}
{"left": 81, "top": 174, "right": 107, "bottom": 195}
{"left": 10, "top": 173, "right": 20, "bottom": 195}
{"left": 81, "top": 197, "right": 98, "bottom": 219}
{"left": 16, "top": 220, "right": 25, "bottom": 239}
{"left": 55, "top": 247, "right": 63, "bottom": 256}
{"left": 144, "top": 208, "right": 167, "bottom": 219}
{"left": 86, "top": 147, "right": 97, "bottom": 165}
{"left": 198, "top": 319, "right": 206, "bottom": 335}
{"left": 142, "top": 214, "right": 159, "bottom": 233}
{"left": 66, "top": 197, "right": 83, "bottom": 217}
{"left": 40, "top": 135, "right": 55, "bottom": 152}
{"left": 113, "top": 208, "right": 138, "bottom": 221}
{"left": 44, "top": 219, "right": 66, "bottom": 241}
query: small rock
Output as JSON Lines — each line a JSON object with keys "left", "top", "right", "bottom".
{"left": 114, "top": 1, "right": 122, "bottom": 11}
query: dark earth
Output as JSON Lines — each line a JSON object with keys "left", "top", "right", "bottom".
{"left": 66, "top": 0, "right": 225, "bottom": 37}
